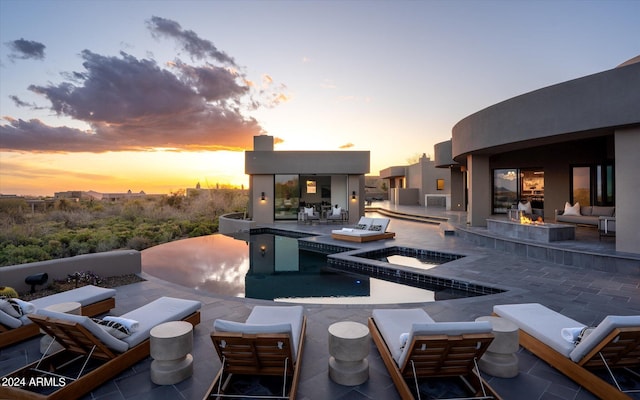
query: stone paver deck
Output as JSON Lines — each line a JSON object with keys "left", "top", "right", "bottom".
{"left": 1, "top": 203, "right": 639, "bottom": 400}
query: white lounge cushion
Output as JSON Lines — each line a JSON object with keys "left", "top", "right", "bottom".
{"left": 398, "top": 321, "right": 492, "bottom": 367}
{"left": 0, "top": 308, "right": 22, "bottom": 329}
{"left": 214, "top": 305, "right": 305, "bottom": 359}
{"left": 372, "top": 308, "right": 434, "bottom": 365}
{"left": 570, "top": 315, "right": 640, "bottom": 362}
{"left": 494, "top": 303, "right": 583, "bottom": 358}
{"left": 121, "top": 296, "right": 201, "bottom": 348}
{"left": 36, "top": 308, "right": 129, "bottom": 353}
{"left": 368, "top": 218, "right": 390, "bottom": 232}
{"left": 30, "top": 285, "right": 116, "bottom": 309}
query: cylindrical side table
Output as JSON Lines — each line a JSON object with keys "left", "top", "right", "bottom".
{"left": 475, "top": 316, "right": 519, "bottom": 378}
{"left": 328, "top": 321, "right": 370, "bottom": 386}
{"left": 40, "top": 301, "right": 82, "bottom": 354}
{"left": 150, "top": 321, "right": 194, "bottom": 385}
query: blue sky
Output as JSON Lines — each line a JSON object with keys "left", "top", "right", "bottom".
{"left": 1, "top": 0, "right": 639, "bottom": 195}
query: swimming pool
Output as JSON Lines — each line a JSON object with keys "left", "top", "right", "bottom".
{"left": 141, "top": 230, "right": 502, "bottom": 304}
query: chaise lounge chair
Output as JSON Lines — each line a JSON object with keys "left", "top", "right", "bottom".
{"left": 0, "top": 285, "right": 117, "bottom": 349}
{"left": 0, "top": 296, "right": 201, "bottom": 400}
{"left": 493, "top": 303, "right": 640, "bottom": 400}
{"left": 369, "top": 308, "right": 502, "bottom": 400}
{"left": 331, "top": 217, "right": 395, "bottom": 242}
{"left": 203, "top": 305, "right": 306, "bottom": 400}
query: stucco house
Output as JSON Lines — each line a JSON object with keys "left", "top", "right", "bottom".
{"left": 245, "top": 135, "right": 369, "bottom": 224}
{"left": 442, "top": 56, "right": 640, "bottom": 255}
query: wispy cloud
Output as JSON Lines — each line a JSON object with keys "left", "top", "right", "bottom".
{"left": 147, "top": 16, "right": 237, "bottom": 66}
{"left": 0, "top": 17, "right": 296, "bottom": 153}
{"left": 339, "top": 143, "right": 354, "bottom": 149}
{"left": 5, "top": 38, "right": 46, "bottom": 61}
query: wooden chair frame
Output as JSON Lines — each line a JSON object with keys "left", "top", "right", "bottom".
{"left": 203, "top": 316, "right": 306, "bottom": 400}
{"left": 516, "top": 325, "right": 640, "bottom": 400}
{"left": 0, "top": 310, "right": 200, "bottom": 400}
{"left": 368, "top": 317, "right": 502, "bottom": 400}
{"left": 1, "top": 297, "right": 115, "bottom": 349}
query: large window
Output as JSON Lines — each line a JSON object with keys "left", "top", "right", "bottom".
{"left": 493, "top": 168, "right": 544, "bottom": 213}
{"left": 571, "top": 164, "right": 614, "bottom": 206}
{"left": 274, "top": 175, "right": 299, "bottom": 220}
{"left": 493, "top": 169, "right": 518, "bottom": 213}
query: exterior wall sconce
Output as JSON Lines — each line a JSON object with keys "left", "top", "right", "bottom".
{"left": 351, "top": 191, "right": 357, "bottom": 201}
{"left": 260, "top": 244, "right": 266, "bottom": 256}
{"left": 260, "top": 192, "right": 266, "bottom": 202}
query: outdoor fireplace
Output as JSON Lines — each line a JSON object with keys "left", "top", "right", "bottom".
{"left": 487, "top": 217, "right": 575, "bottom": 243}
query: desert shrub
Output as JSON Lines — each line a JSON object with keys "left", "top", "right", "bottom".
{"left": 0, "top": 244, "right": 51, "bottom": 265}
{"left": 127, "top": 236, "right": 153, "bottom": 250}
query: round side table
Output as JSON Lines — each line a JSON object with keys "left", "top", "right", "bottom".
{"left": 40, "top": 301, "right": 82, "bottom": 354}
{"left": 475, "top": 316, "right": 519, "bottom": 378}
{"left": 150, "top": 321, "right": 194, "bottom": 385}
{"left": 328, "top": 321, "right": 370, "bottom": 386}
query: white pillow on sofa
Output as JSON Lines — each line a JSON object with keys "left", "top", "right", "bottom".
{"left": 563, "top": 202, "right": 581, "bottom": 216}
{"left": 518, "top": 201, "right": 532, "bottom": 214}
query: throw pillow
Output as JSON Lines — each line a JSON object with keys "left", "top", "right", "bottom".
{"left": 332, "top": 207, "right": 341, "bottom": 216}
{"left": 92, "top": 318, "right": 131, "bottom": 339}
{"left": 304, "top": 207, "right": 314, "bottom": 217}
{"left": 368, "top": 224, "right": 383, "bottom": 231}
{"left": 0, "top": 298, "right": 22, "bottom": 317}
{"left": 355, "top": 223, "right": 368, "bottom": 230}
{"left": 518, "top": 201, "right": 532, "bottom": 215}
{"left": 563, "top": 201, "right": 581, "bottom": 216}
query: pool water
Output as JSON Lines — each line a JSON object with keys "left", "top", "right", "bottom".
{"left": 141, "top": 232, "right": 487, "bottom": 304}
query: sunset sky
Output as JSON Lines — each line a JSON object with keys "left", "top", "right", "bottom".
{"left": 1, "top": 0, "right": 638, "bottom": 196}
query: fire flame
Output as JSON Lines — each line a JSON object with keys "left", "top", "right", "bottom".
{"left": 520, "top": 215, "right": 544, "bottom": 225}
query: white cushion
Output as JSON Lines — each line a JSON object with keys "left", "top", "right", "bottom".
{"left": 332, "top": 207, "right": 342, "bottom": 216}
{"left": 30, "top": 285, "right": 116, "bottom": 309}
{"left": 398, "top": 321, "right": 492, "bottom": 367}
{"left": 570, "top": 315, "right": 640, "bottom": 362}
{"left": 372, "top": 308, "right": 434, "bottom": 365}
{"left": 36, "top": 308, "right": 129, "bottom": 353}
{"left": 0, "top": 308, "right": 22, "bottom": 329}
{"left": 518, "top": 201, "right": 533, "bottom": 214}
{"left": 304, "top": 207, "right": 314, "bottom": 216}
{"left": 121, "top": 296, "right": 201, "bottom": 348}
{"left": 494, "top": 303, "right": 583, "bottom": 358}
{"left": 563, "top": 202, "right": 581, "bottom": 216}
{"left": 214, "top": 305, "right": 304, "bottom": 359}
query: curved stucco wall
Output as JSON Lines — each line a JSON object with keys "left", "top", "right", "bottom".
{"left": 452, "top": 61, "right": 640, "bottom": 160}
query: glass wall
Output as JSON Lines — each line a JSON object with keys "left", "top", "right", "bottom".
{"left": 493, "top": 168, "right": 544, "bottom": 213}
{"left": 274, "top": 174, "right": 300, "bottom": 220}
{"left": 571, "top": 164, "right": 614, "bottom": 206}
{"left": 493, "top": 169, "right": 518, "bottom": 213}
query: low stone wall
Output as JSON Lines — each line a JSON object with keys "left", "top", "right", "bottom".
{"left": 219, "top": 212, "right": 256, "bottom": 234}
{"left": 0, "top": 250, "right": 141, "bottom": 294}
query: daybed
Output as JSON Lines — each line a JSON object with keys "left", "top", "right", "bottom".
{"left": 0, "top": 296, "right": 201, "bottom": 400}
{"left": 331, "top": 217, "right": 395, "bottom": 242}
{"left": 204, "top": 305, "right": 306, "bottom": 400}
{"left": 369, "top": 308, "right": 502, "bottom": 400}
{"left": 494, "top": 303, "right": 640, "bottom": 400}
{"left": 555, "top": 203, "right": 616, "bottom": 227}
{"left": 0, "top": 285, "right": 116, "bottom": 348}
